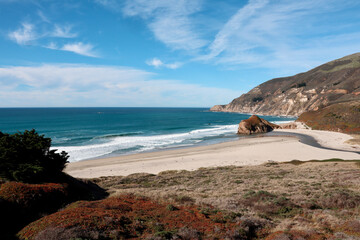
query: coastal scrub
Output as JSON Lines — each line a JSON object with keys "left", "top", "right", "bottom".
{"left": 0, "top": 129, "right": 69, "bottom": 183}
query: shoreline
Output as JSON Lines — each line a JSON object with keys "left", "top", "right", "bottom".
{"left": 65, "top": 128, "right": 360, "bottom": 178}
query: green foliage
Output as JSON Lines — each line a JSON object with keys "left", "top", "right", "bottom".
{"left": 166, "top": 204, "right": 178, "bottom": 211}
{"left": 291, "top": 82, "right": 306, "bottom": 88}
{"left": 0, "top": 129, "right": 69, "bottom": 183}
{"left": 252, "top": 97, "right": 264, "bottom": 102}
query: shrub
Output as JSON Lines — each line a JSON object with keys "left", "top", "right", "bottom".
{"left": 0, "top": 129, "right": 69, "bottom": 183}
{"left": 338, "top": 220, "right": 360, "bottom": 237}
{"left": 290, "top": 82, "right": 306, "bottom": 88}
{"left": 0, "top": 182, "right": 67, "bottom": 209}
{"left": 240, "top": 191, "right": 300, "bottom": 218}
{"left": 18, "top": 194, "right": 247, "bottom": 240}
{"left": 0, "top": 177, "right": 108, "bottom": 240}
{"left": 319, "top": 190, "right": 360, "bottom": 209}
{"left": 264, "top": 230, "right": 325, "bottom": 240}
{"left": 252, "top": 97, "right": 264, "bottom": 102}
{"left": 34, "top": 227, "right": 101, "bottom": 240}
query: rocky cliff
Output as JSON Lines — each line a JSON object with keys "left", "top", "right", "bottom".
{"left": 211, "top": 53, "right": 360, "bottom": 116}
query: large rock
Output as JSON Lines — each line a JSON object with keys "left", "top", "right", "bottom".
{"left": 238, "top": 115, "right": 280, "bottom": 135}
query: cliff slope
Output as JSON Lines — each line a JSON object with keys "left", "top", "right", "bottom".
{"left": 211, "top": 53, "right": 360, "bottom": 116}
{"left": 297, "top": 100, "right": 360, "bottom": 133}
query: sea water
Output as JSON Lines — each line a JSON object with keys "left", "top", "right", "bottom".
{"left": 0, "top": 108, "right": 295, "bottom": 162}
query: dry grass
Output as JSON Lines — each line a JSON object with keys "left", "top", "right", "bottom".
{"left": 346, "top": 134, "right": 360, "bottom": 146}
{"left": 93, "top": 160, "right": 360, "bottom": 237}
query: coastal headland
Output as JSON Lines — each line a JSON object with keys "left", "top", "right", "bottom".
{"left": 65, "top": 126, "right": 360, "bottom": 178}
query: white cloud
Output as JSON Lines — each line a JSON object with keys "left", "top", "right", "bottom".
{"left": 8, "top": 19, "right": 88, "bottom": 56}
{"left": 146, "top": 58, "right": 182, "bottom": 69}
{"left": 8, "top": 23, "right": 38, "bottom": 45}
{"left": 9, "top": 22, "right": 77, "bottom": 46}
{"left": 170, "top": 0, "right": 357, "bottom": 75}
{"left": 146, "top": 58, "right": 163, "bottom": 68}
{"left": 61, "top": 42, "right": 98, "bottom": 57}
{"left": 205, "top": 0, "right": 269, "bottom": 60}
{"left": 37, "top": 10, "right": 51, "bottom": 23}
{"left": 51, "top": 25, "right": 77, "bottom": 38}
{"left": 122, "top": 0, "right": 207, "bottom": 51}
{"left": 94, "top": 0, "right": 121, "bottom": 9}
{"left": 117, "top": 0, "right": 360, "bottom": 73}
{"left": 44, "top": 42, "right": 98, "bottom": 58}
{"left": 0, "top": 64, "right": 240, "bottom": 107}
{"left": 45, "top": 42, "right": 58, "bottom": 50}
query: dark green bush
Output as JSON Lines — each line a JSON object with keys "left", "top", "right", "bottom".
{"left": 291, "top": 82, "right": 307, "bottom": 88}
{"left": 0, "top": 129, "right": 69, "bottom": 183}
{"left": 252, "top": 97, "right": 264, "bottom": 102}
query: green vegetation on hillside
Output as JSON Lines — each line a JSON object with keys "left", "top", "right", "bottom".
{"left": 0, "top": 130, "right": 108, "bottom": 239}
{"left": 0, "top": 129, "right": 69, "bottom": 183}
{"left": 319, "top": 53, "right": 360, "bottom": 73}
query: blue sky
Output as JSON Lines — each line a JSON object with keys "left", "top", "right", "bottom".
{"left": 1, "top": 0, "right": 360, "bottom": 107}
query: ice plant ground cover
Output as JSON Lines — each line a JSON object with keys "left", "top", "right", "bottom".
{"left": 18, "top": 194, "right": 253, "bottom": 239}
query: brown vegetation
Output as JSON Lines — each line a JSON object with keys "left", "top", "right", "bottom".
{"left": 0, "top": 174, "right": 108, "bottom": 240}
{"left": 10, "top": 159, "right": 360, "bottom": 239}
{"left": 297, "top": 100, "right": 360, "bottom": 133}
{"left": 18, "top": 194, "right": 254, "bottom": 240}
{"left": 90, "top": 160, "right": 360, "bottom": 239}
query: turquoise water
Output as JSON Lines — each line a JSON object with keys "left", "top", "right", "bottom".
{"left": 0, "top": 108, "right": 295, "bottom": 161}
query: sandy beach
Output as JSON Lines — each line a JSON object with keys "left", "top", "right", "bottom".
{"left": 65, "top": 127, "right": 360, "bottom": 178}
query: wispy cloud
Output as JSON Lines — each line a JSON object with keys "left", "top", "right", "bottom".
{"left": 146, "top": 58, "right": 182, "bottom": 69}
{"left": 204, "top": 0, "right": 269, "bottom": 60}
{"left": 51, "top": 25, "right": 77, "bottom": 38}
{"left": 37, "top": 10, "right": 50, "bottom": 23}
{"left": 115, "top": 0, "right": 360, "bottom": 73}
{"left": 8, "top": 23, "right": 38, "bottom": 45}
{"left": 122, "top": 0, "right": 207, "bottom": 51}
{"left": 44, "top": 42, "right": 58, "bottom": 50}
{"left": 61, "top": 43, "right": 98, "bottom": 57}
{"left": 0, "top": 64, "right": 239, "bottom": 107}
{"left": 201, "top": 0, "right": 360, "bottom": 72}
{"left": 8, "top": 19, "right": 94, "bottom": 57}
{"left": 94, "top": 0, "right": 121, "bottom": 10}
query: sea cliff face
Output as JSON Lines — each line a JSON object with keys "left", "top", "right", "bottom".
{"left": 211, "top": 53, "right": 360, "bottom": 116}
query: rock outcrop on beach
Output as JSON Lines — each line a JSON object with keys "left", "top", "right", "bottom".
{"left": 237, "top": 115, "right": 280, "bottom": 134}
{"left": 211, "top": 53, "right": 360, "bottom": 116}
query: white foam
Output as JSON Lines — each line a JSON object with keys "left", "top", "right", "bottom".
{"left": 54, "top": 124, "right": 238, "bottom": 162}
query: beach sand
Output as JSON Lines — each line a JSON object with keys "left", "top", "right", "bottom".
{"left": 65, "top": 128, "right": 360, "bottom": 178}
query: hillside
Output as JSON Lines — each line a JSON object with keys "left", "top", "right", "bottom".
{"left": 16, "top": 160, "right": 360, "bottom": 239}
{"left": 297, "top": 100, "right": 360, "bottom": 133}
{"left": 211, "top": 53, "right": 360, "bottom": 116}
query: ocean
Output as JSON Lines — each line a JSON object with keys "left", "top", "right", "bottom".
{"left": 0, "top": 108, "right": 295, "bottom": 162}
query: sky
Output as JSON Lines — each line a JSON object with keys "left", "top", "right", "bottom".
{"left": 0, "top": 0, "right": 360, "bottom": 107}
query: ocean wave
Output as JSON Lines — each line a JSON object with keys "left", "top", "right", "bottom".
{"left": 272, "top": 120, "right": 295, "bottom": 124}
{"left": 54, "top": 124, "right": 238, "bottom": 162}
{"left": 93, "top": 132, "right": 143, "bottom": 139}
